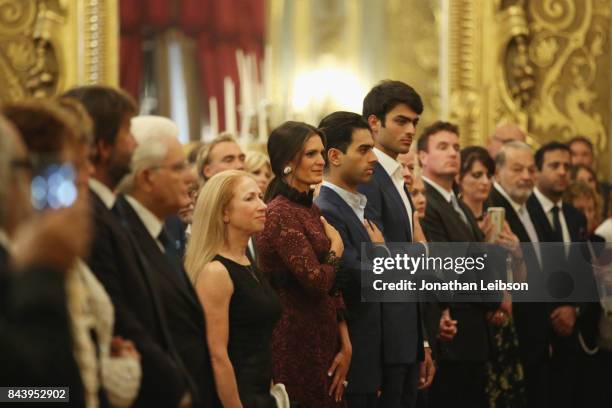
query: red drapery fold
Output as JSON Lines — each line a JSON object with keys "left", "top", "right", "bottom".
{"left": 119, "top": 0, "right": 265, "bottom": 132}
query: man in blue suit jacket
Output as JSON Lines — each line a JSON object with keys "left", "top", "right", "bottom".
{"left": 357, "top": 81, "right": 433, "bottom": 408}
{"left": 315, "top": 111, "right": 383, "bottom": 407}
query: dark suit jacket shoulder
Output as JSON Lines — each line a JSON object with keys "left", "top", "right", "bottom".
{"left": 113, "top": 195, "right": 220, "bottom": 408}
{"left": 87, "top": 190, "right": 187, "bottom": 408}
{"left": 0, "top": 251, "right": 84, "bottom": 404}
{"left": 422, "top": 180, "right": 498, "bottom": 363}
{"left": 358, "top": 163, "right": 425, "bottom": 365}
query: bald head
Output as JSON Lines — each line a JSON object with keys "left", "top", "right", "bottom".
{"left": 487, "top": 123, "right": 526, "bottom": 159}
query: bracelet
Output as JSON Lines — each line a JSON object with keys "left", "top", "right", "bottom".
{"left": 325, "top": 250, "right": 341, "bottom": 269}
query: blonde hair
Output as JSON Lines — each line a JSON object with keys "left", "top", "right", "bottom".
{"left": 185, "top": 170, "right": 251, "bottom": 283}
{"left": 244, "top": 150, "right": 271, "bottom": 174}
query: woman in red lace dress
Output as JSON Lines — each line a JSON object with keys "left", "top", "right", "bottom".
{"left": 256, "top": 121, "right": 352, "bottom": 407}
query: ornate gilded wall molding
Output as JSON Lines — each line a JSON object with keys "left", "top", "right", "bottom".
{"left": 447, "top": 0, "right": 610, "bottom": 177}
{"left": 0, "top": 0, "right": 117, "bottom": 102}
{"left": 527, "top": 0, "right": 608, "bottom": 155}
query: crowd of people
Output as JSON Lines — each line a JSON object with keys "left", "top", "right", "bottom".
{"left": 1, "top": 80, "right": 611, "bottom": 408}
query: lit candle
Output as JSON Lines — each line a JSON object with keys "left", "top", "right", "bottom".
{"left": 224, "top": 76, "right": 237, "bottom": 134}
{"left": 257, "top": 84, "right": 267, "bottom": 143}
{"left": 209, "top": 96, "right": 219, "bottom": 137}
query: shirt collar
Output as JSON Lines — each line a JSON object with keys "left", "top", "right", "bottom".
{"left": 422, "top": 175, "right": 453, "bottom": 203}
{"left": 89, "top": 178, "right": 116, "bottom": 209}
{"left": 321, "top": 181, "right": 367, "bottom": 209}
{"left": 124, "top": 195, "right": 163, "bottom": 240}
{"left": 373, "top": 148, "right": 401, "bottom": 178}
{"left": 533, "top": 187, "right": 561, "bottom": 213}
{"left": 493, "top": 182, "right": 524, "bottom": 214}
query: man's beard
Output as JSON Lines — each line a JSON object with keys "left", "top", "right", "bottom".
{"left": 107, "top": 152, "right": 132, "bottom": 188}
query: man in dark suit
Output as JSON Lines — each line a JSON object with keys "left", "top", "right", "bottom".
{"left": 527, "top": 141, "right": 599, "bottom": 408}
{"left": 418, "top": 121, "right": 502, "bottom": 408}
{"left": 114, "top": 116, "right": 219, "bottom": 407}
{"left": 64, "top": 86, "right": 196, "bottom": 408}
{"left": 490, "top": 141, "right": 550, "bottom": 407}
{"left": 357, "top": 81, "right": 433, "bottom": 408}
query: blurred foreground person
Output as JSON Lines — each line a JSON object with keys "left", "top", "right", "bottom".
{"left": 0, "top": 114, "right": 85, "bottom": 404}
{"left": 5, "top": 99, "right": 143, "bottom": 407}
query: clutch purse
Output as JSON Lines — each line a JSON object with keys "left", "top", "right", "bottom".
{"left": 270, "top": 383, "right": 290, "bottom": 408}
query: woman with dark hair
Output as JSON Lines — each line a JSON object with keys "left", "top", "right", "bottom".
{"left": 458, "top": 146, "right": 526, "bottom": 408}
{"left": 256, "top": 121, "right": 351, "bottom": 407}
{"left": 458, "top": 146, "right": 496, "bottom": 221}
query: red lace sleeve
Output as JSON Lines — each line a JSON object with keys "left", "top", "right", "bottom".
{"left": 267, "top": 207, "right": 337, "bottom": 297}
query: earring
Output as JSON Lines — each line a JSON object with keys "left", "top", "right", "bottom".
{"left": 283, "top": 166, "right": 292, "bottom": 175}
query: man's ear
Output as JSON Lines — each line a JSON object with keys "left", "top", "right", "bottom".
{"left": 135, "top": 169, "right": 155, "bottom": 192}
{"left": 367, "top": 114, "right": 381, "bottom": 134}
{"left": 327, "top": 148, "right": 342, "bottom": 167}
{"left": 97, "top": 139, "right": 112, "bottom": 163}
{"left": 418, "top": 150, "right": 428, "bottom": 169}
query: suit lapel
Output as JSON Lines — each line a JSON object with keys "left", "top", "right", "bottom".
{"left": 90, "top": 188, "right": 177, "bottom": 348}
{"left": 319, "top": 186, "right": 370, "bottom": 243}
{"left": 114, "top": 196, "right": 201, "bottom": 314}
{"left": 373, "top": 162, "right": 412, "bottom": 241}
{"left": 527, "top": 194, "right": 555, "bottom": 242}
{"left": 425, "top": 181, "right": 476, "bottom": 241}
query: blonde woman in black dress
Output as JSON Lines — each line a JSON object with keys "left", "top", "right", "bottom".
{"left": 185, "top": 170, "right": 281, "bottom": 408}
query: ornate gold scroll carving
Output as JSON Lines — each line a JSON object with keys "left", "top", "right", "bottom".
{"left": 448, "top": 0, "right": 610, "bottom": 177}
{"left": 0, "top": 0, "right": 118, "bottom": 102}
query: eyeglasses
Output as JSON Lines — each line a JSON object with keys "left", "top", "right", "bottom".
{"left": 152, "top": 160, "right": 190, "bottom": 173}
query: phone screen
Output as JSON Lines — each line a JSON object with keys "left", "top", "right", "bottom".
{"left": 30, "top": 162, "right": 77, "bottom": 210}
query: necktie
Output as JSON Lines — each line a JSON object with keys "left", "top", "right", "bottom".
{"left": 158, "top": 228, "right": 189, "bottom": 289}
{"left": 451, "top": 194, "right": 469, "bottom": 226}
{"left": 550, "top": 206, "right": 563, "bottom": 242}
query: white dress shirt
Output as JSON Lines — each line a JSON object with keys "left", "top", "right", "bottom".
{"left": 595, "top": 218, "right": 612, "bottom": 243}
{"left": 321, "top": 181, "right": 368, "bottom": 223}
{"left": 374, "top": 148, "right": 413, "bottom": 234}
{"left": 124, "top": 195, "right": 165, "bottom": 252}
{"left": 89, "top": 178, "right": 117, "bottom": 210}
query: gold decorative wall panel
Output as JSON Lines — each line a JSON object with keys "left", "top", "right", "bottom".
{"left": 0, "top": 0, "right": 118, "bottom": 102}
{"left": 386, "top": 0, "right": 440, "bottom": 127}
{"left": 447, "top": 0, "right": 611, "bottom": 178}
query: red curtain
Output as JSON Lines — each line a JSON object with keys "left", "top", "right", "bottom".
{"left": 119, "top": 0, "right": 265, "bottom": 131}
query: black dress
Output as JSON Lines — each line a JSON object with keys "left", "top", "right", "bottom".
{"left": 214, "top": 255, "right": 282, "bottom": 408}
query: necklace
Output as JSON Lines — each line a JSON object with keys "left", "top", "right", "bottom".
{"left": 245, "top": 264, "right": 261, "bottom": 284}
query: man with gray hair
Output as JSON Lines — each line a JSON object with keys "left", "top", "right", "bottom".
{"left": 0, "top": 115, "right": 85, "bottom": 400}
{"left": 488, "top": 141, "right": 548, "bottom": 408}
{"left": 196, "top": 132, "right": 245, "bottom": 183}
{"left": 68, "top": 86, "right": 195, "bottom": 407}
{"left": 114, "top": 115, "right": 219, "bottom": 407}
